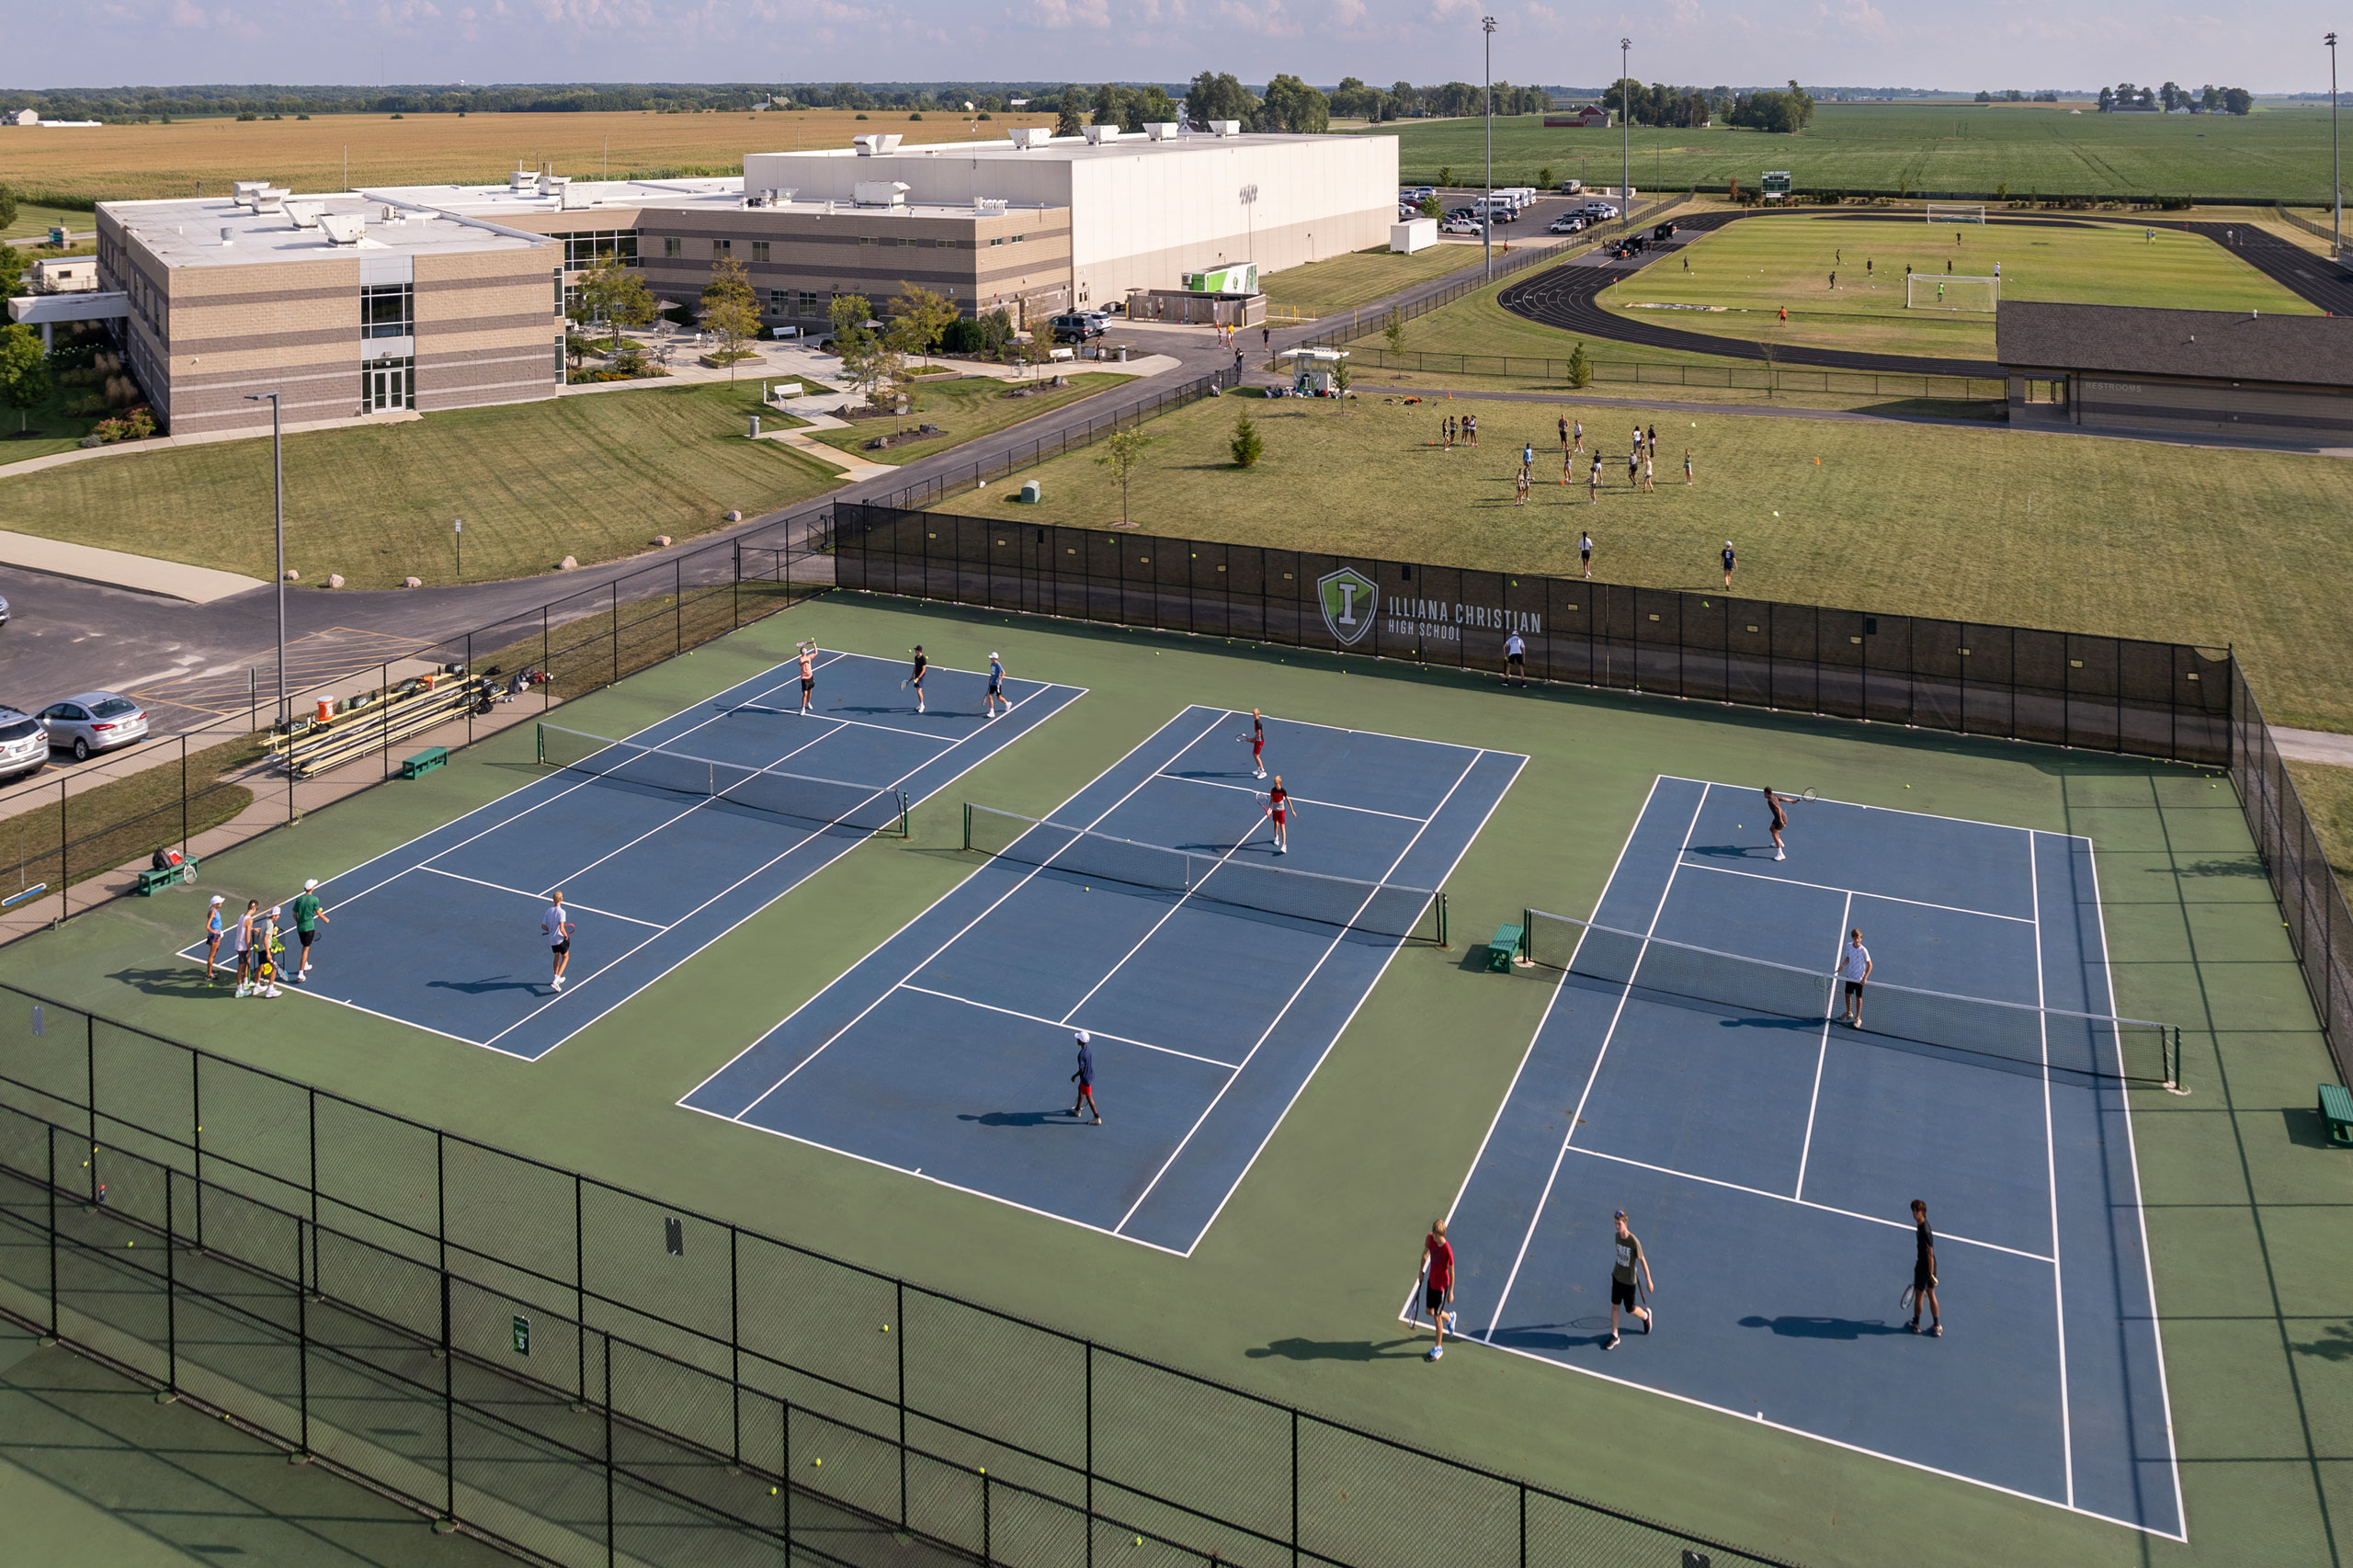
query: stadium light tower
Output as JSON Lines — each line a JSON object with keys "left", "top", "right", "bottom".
{"left": 2332, "top": 32, "right": 2343, "bottom": 258}
{"left": 1483, "top": 16, "right": 1497, "bottom": 279}
{"left": 1620, "top": 39, "right": 1632, "bottom": 233}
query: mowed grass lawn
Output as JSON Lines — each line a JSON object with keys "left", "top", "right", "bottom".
{"left": 5, "top": 108, "right": 1060, "bottom": 205}
{"left": 1357, "top": 103, "right": 2347, "bottom": 204}
{"left": 1598, "top": 214, "right": 2318, "bottom": 358}
{"left": 942, "top": 392, "right": 2353, "bottom": 731}
{"left": 807, "top": 371, "right": 1131, "bottom": 466}
{"left": 1262, "top": 240, "right": 1490, "bottom": 316}
{"left": 0, "top": 381, "right": 841, "bottom": 587}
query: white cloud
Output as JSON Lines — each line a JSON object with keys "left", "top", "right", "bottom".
{"left": 1033, "top": 0, "right": 1110, "bottom": 25}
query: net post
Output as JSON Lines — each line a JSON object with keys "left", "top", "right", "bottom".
{"left": 896, "top": 791, "right": 911, "bottom": 838}
{"left": 1436, "top": 890, "right": 1448, "bottom": 948}
{"left": 534, "top": 723, "right": 545, "bottom": 766}
{"left": 962, "top": 802, "right": 972, "bottom": 852}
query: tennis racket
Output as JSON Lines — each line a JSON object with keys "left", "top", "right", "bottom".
{"left": 1802, "top": 788, "right": 1819, "bottom": 802}
{"left": 1406, "top": 1264, "right": 1428, "bottom": 1325}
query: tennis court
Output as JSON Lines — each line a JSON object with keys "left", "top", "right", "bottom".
{"left": 1436, "top": 775, "right": 2184, "bottom": 1538}
{"left": 176, "top": 651, "right": 1083, "bottom": 1060}
{"left": 682, "top": 705, "right": 1525, "bottom": 1255}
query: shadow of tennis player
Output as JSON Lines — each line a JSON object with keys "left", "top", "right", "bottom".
{"left": 426, "top": 975, "right": 543, "bottom": 996}
{"left": 1245, "top": 1336, "right": 1427, "bottom": 1362}
{"left": 958, "top": 1109, "right": 1081, "bottom": 1129}
{"left": 1739, "top": 1314, "right": 1907, "bottom": 1340}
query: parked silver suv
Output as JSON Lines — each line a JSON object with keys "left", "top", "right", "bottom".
{"left": 0, "top": 707, "right": 46, "bottom": 781}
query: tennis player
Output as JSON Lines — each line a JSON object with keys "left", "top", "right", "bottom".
{"left": 233, "top": 898, "right": 261, "bottom": 996}
{"left": 544, "top": 891, "right": 575, "bottom": 993}
{"left": 1504, "top": 631, "right": 1527, "bottom": 687}
{"left": 985, "top": 652, "right": 1008, "bottom": 717}
{"left": 1906, "top": 1199, "right": 1942, "bottom": 1336}
{"left": 1244, "top": 709, "right": 1267, "bottom": 779}
{"left": 903, "top": 646, "right": 928, "bottom": 714}
{"left": 1605, "top": 1209, "right": 1654, "bottom": 1348}
{"left": 1837, "top": 928, "right": 1872, "bottom": 1028}
{"left": 1069, "top": 1030, "right": 1101, "bottom": 1123}
{"left": 290, "top": 879, "right": 329, "bottom": 983}
{"left": 1761, "top": 786, "right": 1801, "bottom": 861}
{"left": 796, "top": 641, "right": 818, "bottom": 714}
{"left": 1265, "top": 776, "right": 1297, "bottom": 855}
{"left": 1419, "top": 1219, "right": 1456, "bottom": 1361}
{"left": 254, "top": 907, "right": 286, "bottom": 998}
{"left": 204, "top": 894, "right": 227, "bottom": 984}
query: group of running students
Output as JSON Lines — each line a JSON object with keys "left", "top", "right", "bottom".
{"left": 1447, "top": 413, "right": 1696, "bottom": 506}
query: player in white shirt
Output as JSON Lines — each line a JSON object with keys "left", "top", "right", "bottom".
{"left": 1837, "top": 929, "right": 1872, "bottom": 1028}
{"left": 1504, "top": 631, "right": 1527, "bottom": 687}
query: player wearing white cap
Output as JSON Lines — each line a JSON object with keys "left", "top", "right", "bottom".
{"left": 204, "top": 894, "right": 228, "bottom": 985}
{"left": 986, "top": 652, "right": 1008, "bottom": 717}
{"left": 1069, "top": 1030, "right": 1101, "bottom": 1123}
{"left": 290, "top": 878, "right": 329, "bottom": 983}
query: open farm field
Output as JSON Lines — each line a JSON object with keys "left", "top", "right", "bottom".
{"left": 1359, "top": 102, "right": 2345, "bottom": 204}
{"left": 0, "top": 108, "right": 1056, "bottom": 205}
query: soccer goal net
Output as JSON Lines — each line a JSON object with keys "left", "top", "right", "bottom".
{"left": 1906, "top": 273, "right": 1999, "bottom": 312}
{"left": 1926, "top": 203, "right": 1986, "bottom": 223}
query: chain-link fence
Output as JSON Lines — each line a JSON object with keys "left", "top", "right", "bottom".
{"left": 833, "top": 504, "right": 2234, "bottom": 767}
{"left": 1305, "top": 344, "right": 2006, "bottom": 401}
{"left": 0, "top": 996, "right": 1802, "bottom": 1568}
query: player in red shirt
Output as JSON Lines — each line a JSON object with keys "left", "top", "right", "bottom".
{"left": 1241, "top": 708, "right": 1267, "bottom": 779}
{"left": 1265, "top": 777, "right": 1297, "bottom": 855}
{"left": 1420, "top": 1220, "right": 1457, "bottom": 1360}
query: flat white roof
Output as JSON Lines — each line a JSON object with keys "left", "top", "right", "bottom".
{"left": 362, "top": 176, "right": 1052, "bottom": 221}
{"left": 754, "top": 131, "right": 1366, "bottom": 165}
{"left": 103, "top": 194, "right": 551, "bottom": 268}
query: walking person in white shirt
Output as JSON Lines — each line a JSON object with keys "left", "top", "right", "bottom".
{"left": 544, "top": 891, "right": 575, "bottom": 993}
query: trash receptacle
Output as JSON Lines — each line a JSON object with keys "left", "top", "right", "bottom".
{"left": 749, "top": 415, "right": 761, "bottom": 438}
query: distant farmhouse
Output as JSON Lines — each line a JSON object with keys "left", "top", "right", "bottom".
{"left": 1543, "top": 106, "right": 1614, "bottom": 129}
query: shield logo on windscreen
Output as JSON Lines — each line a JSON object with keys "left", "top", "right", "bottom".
{"left": 1315, "top": 566, "right": 1380, "bottom": 646}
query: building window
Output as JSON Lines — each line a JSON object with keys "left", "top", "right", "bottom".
{"left": 858, "top": 235, "right": 879, "bottom": 246}
{"left": 360, "top": 282, "right": 413, "bottom": 340}
{"left": 551, "top": 267, "right": 563, "bottom": 314}
{"left": 715, "top": 239, "right": 733, "bottom": 258}
{"left": 767, "top": 289, "right": 790, "bottom": 314}
{"left": 937, "top": 238, "right": 953, "bottom": 248}
{"left": 555, "top": 335, "right": 565, "bottom": 383}
{"left": 361, "top": 357, "right": 415, "bottom": 412}
{"left": 898, "top": 236, "right": 916, "bottom": 246}
{"left": 664, "top": 237, "right": 683, "bottom": 259}
{"left": 988, "top": 236, "right": 1005, "bottom": 247}
{"left": 1011, "top": 234, "right": 1028, "bottom": 244}
{"left": 752, "top": 241, "right": 770, "bottom": 263}
{"left": 556, "top": 230, "right": 639, "bottom": 267}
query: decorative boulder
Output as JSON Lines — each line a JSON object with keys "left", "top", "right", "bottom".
{"left": 403, "top": 576, "right": 423, "bottom": 588}
{"left": 724, "top": 509, "right": 742, "bottom": 523}
{"left": 326, "top": 574, "right": 346, "bottom": 589}
{"left": 654, "top": 535, "right": 672, "bottom": 548}
{"left": 559, "top": 555, "right": 578, "bottom": 571}
{"left": 282, "top": 568, "right": 300, "bottom": 582}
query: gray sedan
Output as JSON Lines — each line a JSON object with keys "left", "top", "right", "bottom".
{"left": 40, "top": 691, "right": 149, "bottom": 760}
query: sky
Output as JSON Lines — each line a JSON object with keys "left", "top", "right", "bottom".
{"left": 17, "top": 0, "right": 2332, "bottom": 94}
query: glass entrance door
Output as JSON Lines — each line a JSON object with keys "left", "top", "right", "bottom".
{"left": 362, "top": 360, "right": 413, "bottom": 412}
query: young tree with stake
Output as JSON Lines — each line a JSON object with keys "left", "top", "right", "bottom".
{"left": 1094, "top": 428, "right": 1160, "bottom": 528}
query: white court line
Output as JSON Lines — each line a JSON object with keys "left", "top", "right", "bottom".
{"left": 1189, "top": 749, "right": 1527, "bottom": 1258}
{"left": 897, "top": 985, "right": 1243, "bottom": 1071}
{"left": 1111, "top": 747, "right": 1488, "bottom": 1236}
{"left": 1665, "top": 773, "right": 2040, "bottom": 839}
{"left": 1563, "top": 1144, "right": 2054, "bottom": 1263}
{"left": 1055, "top": 798, "right": 1266, "bottom": 1026}
{"left": 482, "top": 680, "right": 1074, "bottom": 1051}
{"left": 1680, "top": 860, "right": 2034, "bottom": 926}
{"left": 2031, "top": 834, "right": 2077, "bottom": 1510}
{"left": 1154, "top": 772, "right": 1431, "bottom": 823}
{"left": 677, "top": 705, "right": 1219, "bottom": 1111}
{"left": 415, "top": 867, "right": 666, "bottom": 929}
{"left": 2083, "top": 837, "right": 2188, "bottom": 1539}
{"left": 729, "top": 710, "right": 1233, "bottom": 1120}
{"left": 1791, "top": 892, "right": 1852, "bottom": 1203}
{"left": 1428, "top": 775, "right": 1669, "bottom": 1295}
{"left": 723, "top": 703, "right": 980, "bottom": 744}
{"left": 1482, "top": 782, "right": 1710, "bottom": 1340}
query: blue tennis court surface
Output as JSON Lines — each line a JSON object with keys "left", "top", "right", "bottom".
{"left": 682, "top": 706, "right": 1525, "bottom": 1255}
{"left": 1436, "top": 776, "right": 2182, "bottom": 1538}
{"left": 178, "top": 653, "right": 1083, "bottom": 1060}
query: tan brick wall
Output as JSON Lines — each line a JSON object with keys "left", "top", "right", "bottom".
{"left": 414, "top": 246, "right": 563, "bottom": 411}
{"left": 162, "top": 256, "right": 362, "bottom": 432}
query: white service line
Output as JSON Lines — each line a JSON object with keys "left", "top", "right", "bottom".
{"left": 2030, "top": 832, "right": 2076, "bottom": 1510}
{"left": 1680, "top": 860, "right": 2033, "bottom": 925}
{"left": 1154, "top": 772, "right": 1432, "bottom": 823}
{"left": 415, "top": 867, "right": 666, "bottom": 929}
{"left": 897, "top": 985, "right": 1242, "bottom": 1070}
{"left": 1790, "top": 892, "right": 1852, "bottom": 1203}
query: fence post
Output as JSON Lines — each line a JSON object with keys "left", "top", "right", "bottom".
{"left": 1085, "top": 1341, "right": 1096, "bottom": 1568}
{"left": 729, "top": 1226, "right": 742, "bottom": 1468}
{"left": 440, "top": 1268, "right": 456, "bottom": 1527}
{"left": 296, "top": 1217, "right": 311, "bottom": 1459}
{"left": 1290, "top": 1407, "right": 1300, "bottom": 1568}
{"left": 895, "top": 1278, "right": 908, "bottom": 1528}
{"left": 57, "top": 778, "right": 66, "bottom": 923}
{"left": 981, "top": 1470, "right": 991, "bottom": 1566}
{"left": 44, "top": 1123, "right": 58, "bottom": 1341}
{"left": 675, "top": 557, "right": 683, "bottom": 654}
{"left": 189, "top": 1051, "right": 203, "bottom": 1249}
{"left": 610, "top": 581, "right": 620, "bottom": 688}
{"left": 162, "top": 1168, "right": 178, "bottom": 1400}
{"left": 733, "top": 540, "right": 741, "bottom": 630}
{"left": 179, "top": 734, "right": 188, "bottom": 858}
{"left": 84, "top": 1012, "right": 97, "bottom": 1200}
{"left": 781, "top": 1400, "right": 793, "bottom": 1565}
{"left": 1519, "top": 1484, "right": 1528, "bottom": 1568}
{"left": 574, "top": 1176, "right": 588, "bottom": 1405}
{"left": 604, "top": 1334, "right": 617, "bottom": 1568}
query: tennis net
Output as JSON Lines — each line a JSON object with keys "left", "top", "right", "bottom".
{"left": 537, "top": 724, "right": 910, "bottom": 836}
{"left": 963, "top": 802, "right": 1449, "bottom": 945}
{"left": 1521, "top": 907, "right": 2181, "bottom": 1090}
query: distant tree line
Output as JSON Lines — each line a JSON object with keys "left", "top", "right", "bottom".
{"left": 1326, "top": 77, "right": 1552, "bottom": 121}
{"left": 1972, "top": 90, "right": 2063, "bottom": 102}
{"left": 2096, "top": 82, "right": 2251, "bottom": 114}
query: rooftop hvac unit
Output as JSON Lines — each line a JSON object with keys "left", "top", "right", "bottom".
{"left": 973, "top": 197, "right": 1009, "bottom": 215}
{"left": 538, "top": 172, "right": 570, "bottom": 198}
{"left": 232, "top": 179, "right": 270, "bottom": 206}
{"left": 285, "top": 201, "right": 324, "bottom": 229}
{"left": 1208, "top": 119, "right": 1241, "bottom": 137}
{"left": 1009, "top": 127, "right": 1057, "bottom": 149}
{"left": 1082, "top": 125, "right": 1121, "bottom": 144}
{"left": 1143, "top": 122, "right": 1178, "bottom": 141}
{"left": 853, "top": 180, "right": 910, "bottom": 207}
{"left": 319, "top": 212, "right": 368, "bottom": 244}
{"left": 852, "top": 133, "right": 904, "bottom": 155}
{"left": 509, "top": 167, "right": 536, "bottom": 191}
{"left": 219, "top": 226, "right": 237, "bottom": 245}
{"left": 255, "top": 187, "right": 289, "bottom": 212}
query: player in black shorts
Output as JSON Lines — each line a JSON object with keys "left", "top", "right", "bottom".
{"left": 985, "top": 652, "right": 1007, "bottom": 717}
{"left": 1907, "top": 1199, "right": 1941, "bottom": 1336}
{"left": 903, "top": 645, "right": 927, "bottom": 714}
{"left": 795, "top": 640, "right": 817, "bottom": 714}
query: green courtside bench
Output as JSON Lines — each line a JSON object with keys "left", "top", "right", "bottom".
{"left": 2321, "top": 1083, "right": 2353, "bottom": 1147}
{"left": 401, "top": 746, "right": 449, "bottom": 779}
{"left": 1488, "top": 922, "right": 1526, "bottom": 972}
{"left": 135, "top": 858, "right": 198, "bottom": 896}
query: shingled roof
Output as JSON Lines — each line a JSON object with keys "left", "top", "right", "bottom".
{"left": 1996, "top": 301, "right": 2353, "bottom": 388}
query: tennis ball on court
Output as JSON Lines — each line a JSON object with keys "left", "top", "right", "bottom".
{"left": 1134, "top": 1538, "right": 1144, "bottom": 1548}
{"left": 881, "top": 1324, "right": 891, "bottom": 1333}
{"left": 770, "top": 1487, "right": 779, "bottom": 1496}
{"left": 813, "top": 1457, "right": 822, "bottom": 1468}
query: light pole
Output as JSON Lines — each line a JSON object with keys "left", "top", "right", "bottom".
{"left": 454, "top": 517, "right": 463, "bottom": 580}
{"left": 2332, "top": 32, "right": 2343, "bottom": 259}
{"left": 1620, "top": 38, "right": 1632, "bottom": 232}
{"left": 244, "top": 392, "right": 288, "bottom": 733}
{"left": 1483, "top": 16, "right": 1497, "bottom": 279}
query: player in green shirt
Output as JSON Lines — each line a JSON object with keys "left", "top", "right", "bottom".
{"left": 290, "top": 878, "right": 329, "bottom": 984}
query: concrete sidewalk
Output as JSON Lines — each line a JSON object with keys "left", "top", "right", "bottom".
{"left": 0, "top": 528, "right": 268, "bottom": 604}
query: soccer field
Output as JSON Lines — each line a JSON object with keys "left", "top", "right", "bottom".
{"left": 1361, "top": 103, "right": 2348, "bottom": 205}
{"left": 1597, "top": 214, "right": 2321, "bottom": 358}
{"left": 1, "top": 592, "right": 2337, "bottom": 1568}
